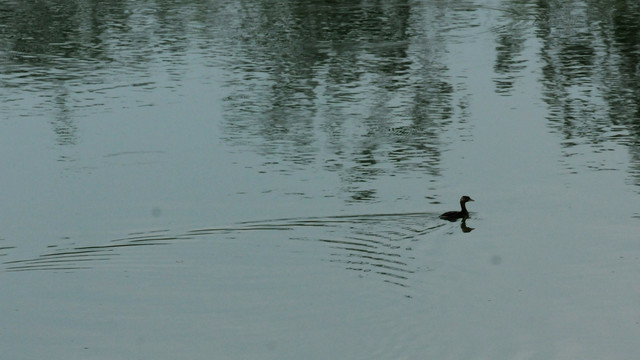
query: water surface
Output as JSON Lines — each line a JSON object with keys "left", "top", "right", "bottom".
{"left": 1, "top": 1, "right": 640, "bottom": 359}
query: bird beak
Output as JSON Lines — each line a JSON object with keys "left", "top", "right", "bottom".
{"left": 469, "top": 198, "right": 474, "bottom": 201}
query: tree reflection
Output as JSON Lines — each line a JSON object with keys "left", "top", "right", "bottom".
{"left": 490, "top": 2, "right": 533, "bottom": 95}
{"left": 221, "top": 0, "right": 461, "bottom": 202}
{"left": 2, "top": 0, "right": 640, "bottom": 193}
{"left": 534, "top": 1, "right": 640, "bottom": 182}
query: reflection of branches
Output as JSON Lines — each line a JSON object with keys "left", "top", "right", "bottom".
{"left": 534, "top": 1, "right": 640, "bottom": 184}
{"left": 221, "top": 1, "right": 462, "bottom": 202}
{"left": 488, "top": 1, "right": 542, "bottom": 95}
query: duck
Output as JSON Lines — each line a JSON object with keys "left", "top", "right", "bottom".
{"left": 439, "top": 195, "right": 474, "bottom": 221}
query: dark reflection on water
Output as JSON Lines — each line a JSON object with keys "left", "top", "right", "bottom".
{"left": 490, "top": 3, "right": 536, "bottom": 95}
{"left": 460, "top": 219, "right": 474, "bottom": 233}
{"left": 533, "top": 1, "right": 640, "bottom": 178}
{"left": 219, "top": 1, "right": 468, "bottom": 201}
{"left": 0, "top": 0, "right": 221, "bottom": 118}
{"left": 4, "top": 1, "right": 640, "bottom": 188}
{"left": 1, "top": 0, "right": 480, "bottom": 202}
{"left": 479, "top": 1, "right": 640, "bottom": 181}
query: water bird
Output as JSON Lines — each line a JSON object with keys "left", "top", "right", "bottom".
{"left": 439, "top": 195, "right": 474, "bottom": 221}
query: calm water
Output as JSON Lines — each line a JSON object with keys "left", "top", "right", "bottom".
{"left": 2, "top": 0, "right": 640, "bottom": 358}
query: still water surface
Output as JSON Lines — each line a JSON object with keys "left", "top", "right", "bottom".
{"left": 1, "top": 0, "right": 640, "bottom": 359}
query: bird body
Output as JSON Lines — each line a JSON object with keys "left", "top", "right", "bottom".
{"left": 439, "top": 195, "right": 474, "bottom": 221}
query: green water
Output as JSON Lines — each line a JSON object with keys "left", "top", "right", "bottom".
{"left": 1, "top": 1, "right": 639, "bottom": 359}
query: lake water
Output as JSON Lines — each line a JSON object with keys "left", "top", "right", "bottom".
{"left": 2, "top": 0, "right": 640, "bottom": 359}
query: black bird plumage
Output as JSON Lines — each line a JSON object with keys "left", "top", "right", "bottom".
{"left": 439, "top": 196, "right": 474, "bottom": 221}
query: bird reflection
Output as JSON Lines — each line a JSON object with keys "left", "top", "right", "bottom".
{"left": 460, "top": 219, "right": 475, "bottom": 233}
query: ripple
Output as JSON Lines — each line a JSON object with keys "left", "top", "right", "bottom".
{"left": 2, "top": 212, "right": 449, "bottom": 293}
